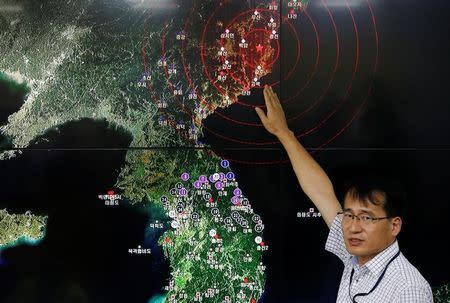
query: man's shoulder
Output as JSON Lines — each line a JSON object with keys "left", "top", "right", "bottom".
{"left": 389, "top": 253, "right": 432, "bottom": 292}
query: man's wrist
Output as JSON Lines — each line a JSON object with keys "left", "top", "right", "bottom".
{"left": 277, "top": 129, "right": 295, "bottom": 143}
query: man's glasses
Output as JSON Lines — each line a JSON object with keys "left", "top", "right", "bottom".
{"left": 337, "top": 211, "right": 391, "bottom": 226}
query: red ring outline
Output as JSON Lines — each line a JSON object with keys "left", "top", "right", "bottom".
{"left": 140, "top": 0, "right": 379, "bottom": 165}
{"left": 196, "top": 0, "right": 343, "bottom": 145}
{"left": 181, "top": 4, "right": 318, "bottom": 127}
{"left": 213, "top": 0, "right": 379, "bottom": 164}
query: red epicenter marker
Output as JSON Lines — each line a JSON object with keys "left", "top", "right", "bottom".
{"left": 255, "top": 44, "right": 263, "bottom": 53}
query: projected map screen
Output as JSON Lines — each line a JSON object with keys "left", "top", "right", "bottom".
{"left": 0, "top": 0, "right": 379, "bottom": 154}
{"left": 1, "top": 0, "right": 449, "bottom": 302}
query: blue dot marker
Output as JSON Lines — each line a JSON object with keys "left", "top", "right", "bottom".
{"left": 226, "top": 172, "right": 235, "bottom": 180}
{"left": 221, "top": 160, "right": 230, "bottom": 168}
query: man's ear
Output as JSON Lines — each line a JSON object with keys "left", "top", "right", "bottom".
{"left": 391, "top": 217, "right": 402, "bottom": 237}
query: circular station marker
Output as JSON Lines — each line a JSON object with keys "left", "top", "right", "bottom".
{"left": 181, "top": 172, "right": 190, "bottom": 181}
{"left": 254, "top": 236, "right": 263, "bottom": 244}
{"left": 209, "top": 229, "right": 217, "bottom": 237}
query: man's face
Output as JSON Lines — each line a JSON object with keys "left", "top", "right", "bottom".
{"left": 342, "top": 192, "right": 402, "bottom": 265}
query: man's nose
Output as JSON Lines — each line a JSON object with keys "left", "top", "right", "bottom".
{"left": 349, "top": 217, "right": 363, "bottom": 232}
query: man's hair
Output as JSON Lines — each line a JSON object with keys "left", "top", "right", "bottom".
{"left": 341, "top": 174, "right": 407, "bottom": 219}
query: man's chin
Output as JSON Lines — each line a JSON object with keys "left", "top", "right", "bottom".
{"left": 345, "top": 242, "right": 366, "bottom": 256}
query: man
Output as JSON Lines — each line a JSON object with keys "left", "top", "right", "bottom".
{"left": 255, "top": 85, "right": 433, "bottom": 302}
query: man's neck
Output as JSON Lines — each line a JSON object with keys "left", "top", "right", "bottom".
{"left": 357, "top": 255, "right": 373, "bottom": 266}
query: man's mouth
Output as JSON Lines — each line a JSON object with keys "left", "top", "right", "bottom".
{"left": 348, "top": 238, "right": 364, "bottom": 246}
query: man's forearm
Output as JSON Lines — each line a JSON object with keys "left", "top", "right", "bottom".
{"left": 278, "top": 131, "right": 342, "bottom": 228}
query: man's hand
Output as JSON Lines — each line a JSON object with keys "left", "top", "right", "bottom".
{"left": 255, "top": 85, "right": 291, "bottom": 138}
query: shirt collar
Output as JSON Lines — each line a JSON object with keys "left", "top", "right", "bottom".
{"left": 351, "top": 240, "right": 400, "bottom": 277}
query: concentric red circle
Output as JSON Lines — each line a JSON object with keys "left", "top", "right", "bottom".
{"left": 139, "top": 0, "right": 380, "bottom": 165}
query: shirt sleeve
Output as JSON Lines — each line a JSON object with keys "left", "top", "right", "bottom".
{"left": 325, "top": 214, "right": 351, "bottom": 263}
{"left": 395, "top": 285, "right": 434, "bottom": 303}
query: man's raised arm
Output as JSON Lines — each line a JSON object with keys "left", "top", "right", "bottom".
{"left": 255, "top": 85, "right": 342, "bottom": 228}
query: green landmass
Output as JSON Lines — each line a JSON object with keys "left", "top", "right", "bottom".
{"left": 0, "top": 209, "right": 47, "bottom": 249}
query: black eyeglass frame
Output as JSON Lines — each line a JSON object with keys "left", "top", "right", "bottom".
{"left": 337, "top": 211, "right": 392, "bottom": 224}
